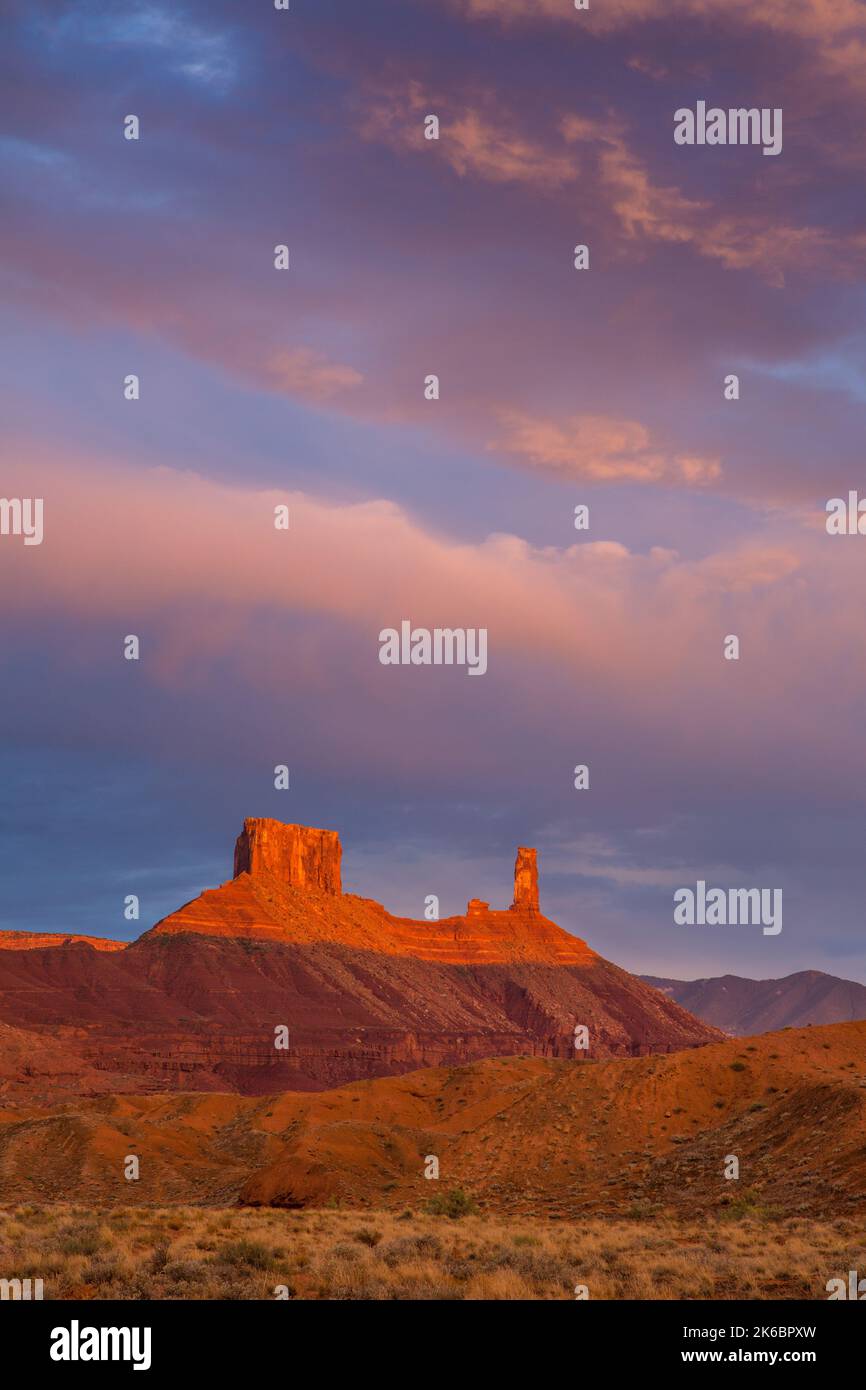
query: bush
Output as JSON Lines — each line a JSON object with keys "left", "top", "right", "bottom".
{"left": 148, "top": 1242, "right": 171, "bottom": 1273}
{"left": 163, "top": 1260, "right": 201, "bottom": 1283}
{"left": 380, "top": 1234, "right": 443, "bottom": 1267}
{"left": 496, "top": 1248, "right": 567, "bottom": 1287}
{"left": 219, "top": 1240, "right": 276, "bottom": 1270}
{"left": 352, "top": 1228, "right": 382, "bottom": 1247}
{"left": 61, "top": 1225, "right": 107, "bottom": 1257}
{"left": 719, "top": 1188, "right": 766, "bottom": 1220}
{"left": 425, "top": 1188, "right": 479, "bottom": 1219}
{"left": 82, "top": 1256, "right": 120, "bottom": 1286}
{"left": 329, "top": 1242, "right": 360, "bottom": 1262}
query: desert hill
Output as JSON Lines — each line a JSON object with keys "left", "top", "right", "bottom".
{"left": 0, "top": 1020, "right": 863, "bottom": 1219}
{"left": 643, "top": 970, "right": 866, "bottom": 1034}
{"left": 0, "top": 820, "right": 719, "bottom": 1097}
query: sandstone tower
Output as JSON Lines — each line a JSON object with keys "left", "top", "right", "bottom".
{"left": 511, "top": 846, "right": 539, "bottom": 913}
{"left": 233, "top": 818, "right": 342, "bottom": 894}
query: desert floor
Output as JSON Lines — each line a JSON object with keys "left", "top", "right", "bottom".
{"left": 1, "top": 1201, "right": 862, "bottom": 1300}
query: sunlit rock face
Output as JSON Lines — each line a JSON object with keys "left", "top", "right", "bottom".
{"left": 233, "top": 819, "right": 342, "bottom": 895}
{"left": 0, "top": 820, "right": 721, "bottom": 1101}
{"left": 511, "top": 846, "right": 539, "bottom": 913}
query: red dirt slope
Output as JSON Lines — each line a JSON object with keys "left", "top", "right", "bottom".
{"left": 0, "top": 1021, "right": 861, "bottom": 1220}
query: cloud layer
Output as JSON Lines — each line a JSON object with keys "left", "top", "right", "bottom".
{"left": 2, "top": 0, "right": 865, "bottom": 981}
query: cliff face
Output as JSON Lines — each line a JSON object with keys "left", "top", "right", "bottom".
{"left": 0, "top": 819, "right": 721, "bottom": 1100}
{"left": 233, "top": 820, "right": 342, "bottom": 894}
{"left": 153, "top": 822, "right": 586, "bottom": 965}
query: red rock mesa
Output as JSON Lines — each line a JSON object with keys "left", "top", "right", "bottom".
{"left": 0, "top": 819, "right": 721, "bottom": 1098}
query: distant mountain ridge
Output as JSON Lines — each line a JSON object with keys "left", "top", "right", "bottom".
{"left": 642, "top": 970, "right": 866, "bottom": 1035}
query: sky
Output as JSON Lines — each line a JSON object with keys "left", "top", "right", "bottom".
{"left": 1, "top": 0, "right": 865, "bottom": 984}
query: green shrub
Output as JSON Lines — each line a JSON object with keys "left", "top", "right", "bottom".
{"left": 425, "top": 1188, "right": 479, "bottom": 1219}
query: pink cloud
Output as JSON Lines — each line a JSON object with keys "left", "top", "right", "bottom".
{"left": 6, "top": 442, "right": 866, "bottom": 783}
{"left": 454, "top": 0, "right": 866, "bottom": 46}
{"left": 492, "top": 410, "right": 721, "bottom": 484}
{"left": 357, "top": 91, "right": 863, "bottom": 286}
{"left": 560, "top": 116, "right": 850, "bottom": 285}
{"left": 0, "top": 210, "right": 365, "bottom": 412}
{"left": 264, "top": 348, "right": 363, "bottom": 400}
{"left": 0, "top": 445, "right": 841, "bottom": 680}
{"left": 359, "top": 79, "right": 577, "bottom": 189}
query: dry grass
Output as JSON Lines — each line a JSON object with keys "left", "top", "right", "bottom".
{"left": 0, "top": 1203, "right": 861, "bottom": 1300}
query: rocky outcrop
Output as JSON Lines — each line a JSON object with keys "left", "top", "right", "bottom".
{"left": 0, "top": 819, "right": 722, "bottom": 1100}
{"left": 233, "top": 819, "right": 342, "bottom": 895}
{"left": 511, "top": 846, "right": 539, "bottom": 913}
{"left": 0, "top": 932, "right": 125, "bottom": 952}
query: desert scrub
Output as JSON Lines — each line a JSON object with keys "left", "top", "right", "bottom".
{"left": 218, "top": 1240, "right": 277, "bottom": 1270}
{"left": 424, "top": 1188, "right": 479, "bottom": 1219}
{"left": 2, "top": 1204, "right": 864, "bottom": 1300}
{"left": 60, "top": 1224, "right": 110, "bottom": 1257}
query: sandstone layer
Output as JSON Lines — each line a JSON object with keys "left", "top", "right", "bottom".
{"left": 0, "top": 932, "right": 125, "bottom": 952}
{"left": 0, "top": 819, "right": 720, "bottom": 1098}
